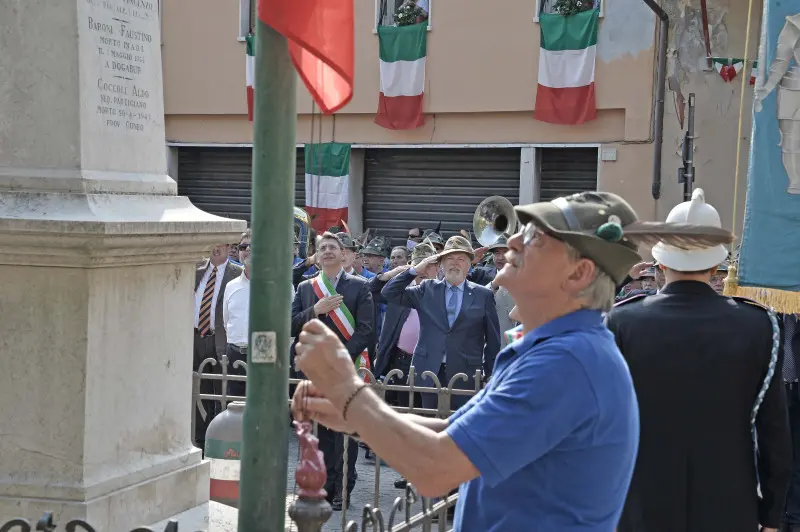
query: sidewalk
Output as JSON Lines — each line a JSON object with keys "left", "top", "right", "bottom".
{"left": 156, "top": 436, "right": 406, "bottom": 531}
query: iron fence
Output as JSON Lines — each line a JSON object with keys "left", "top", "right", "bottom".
{"left": 193, "top": 355, "right": 486, "bottom": 531}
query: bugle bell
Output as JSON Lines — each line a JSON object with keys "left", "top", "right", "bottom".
{"left": 473, "top": 196, "right": 518, "bottom": 247}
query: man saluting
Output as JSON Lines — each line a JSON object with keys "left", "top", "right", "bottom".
{"left": 291, "top": 192, "right": 644, "bottom": 531}
{"left": 291, "top": 232, "right": 374, "bottom": 511}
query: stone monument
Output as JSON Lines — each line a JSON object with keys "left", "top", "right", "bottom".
{"left": 0, "top": 0, "right": 245, "bottom": 528}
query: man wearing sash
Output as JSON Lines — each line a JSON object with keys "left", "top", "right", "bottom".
{"left": 291, "top": 232, "right": 374, "bottom": 511}
{"left": 607, "top": 191, "right": 791, "bottom": 532}
{"left": 292, "top": 192, "right": 643, "bottom": 531}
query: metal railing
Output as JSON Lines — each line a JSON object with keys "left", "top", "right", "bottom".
{"left": 193, "top": 355, "right": 486, "bottom": 531}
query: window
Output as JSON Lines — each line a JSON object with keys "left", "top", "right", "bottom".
{"left": 534, "top": 0, "right": 604, "bottom": 22}
{"left": 239, "top": 0, "right": 256, "bottom": 40}
{"left": 374, "top": 0, "right": 432, "bottom": 33}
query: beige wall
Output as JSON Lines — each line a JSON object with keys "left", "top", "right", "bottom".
{"left": 161, "top": 0, "right": 760, "bottom": 230}
{"left": 162, "top": 0, "right": 657, "bottom": 141}
{"left": 652, "top": 0, "right": 760, "bottom": 240}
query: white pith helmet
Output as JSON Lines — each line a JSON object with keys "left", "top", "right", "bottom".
{"left": 651, "top": 188, "right": 729, "bottom": 271}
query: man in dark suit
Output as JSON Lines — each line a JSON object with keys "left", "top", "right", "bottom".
{"left": 193, "top": 242, "right": 243, "bottom": 448}
{"left": 291, "top": 232, "right": 374, "bottom": 511}
{"left": 382, "top": 235, "right": 501, "bottom": 411}
{"left": 606, "top": 190, "right": 791, "bottom": 532}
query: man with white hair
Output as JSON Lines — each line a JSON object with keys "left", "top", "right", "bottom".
{"left": 290, "top": 191, "right": 644, "bottom": 530}
{"left": 607, "top": 189, "right": 791, "bottom": 532}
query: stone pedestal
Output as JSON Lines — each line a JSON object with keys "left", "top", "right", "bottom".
{"left": 0, "top": 0, "right": 246, "bottom": 529}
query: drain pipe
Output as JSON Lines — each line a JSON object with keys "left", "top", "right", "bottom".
{"left": 643, "top": 0, "right": 669, "bottom": 200}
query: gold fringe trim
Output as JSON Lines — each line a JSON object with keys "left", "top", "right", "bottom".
{"left": 723, "top": 265, "right": 800, "bottom": 314}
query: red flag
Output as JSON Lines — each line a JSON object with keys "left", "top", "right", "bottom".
{"left": 258, "top": 0, "right": 354, "bottom": 115}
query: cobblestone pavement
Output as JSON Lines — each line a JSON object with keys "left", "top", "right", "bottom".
{"left": 285, "top": 435, "right": 410, "bottom": 531}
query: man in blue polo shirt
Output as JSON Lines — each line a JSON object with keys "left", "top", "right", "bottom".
{"left": 292, "top": 192, "right": 649, "bottom": 530}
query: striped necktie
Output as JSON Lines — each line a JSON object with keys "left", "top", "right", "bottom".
{"left": 198, "top": 266, "right": 217, "bottom": 336}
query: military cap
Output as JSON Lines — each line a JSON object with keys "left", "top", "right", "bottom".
{"left": 422, "top": 230, "right": 445, "bottom": 246}
{"left": 438, "top": 235, "right": 475, "bottom": 261}
{"left": 335, "top": 232, "right": 358, "bottom": 250}
{"left": 410, "top": 242, "right": 436, "bottom": 266}
{"left": 514, "top": 191, "right": 642, "bottom": 285}
{"left": 362, "top": 237, "right": 388, "bottom": 257}
{"left": 487, "top": 234, "right": 509, "bottom": 251}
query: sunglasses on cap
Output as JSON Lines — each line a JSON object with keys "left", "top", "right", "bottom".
{"left": 522, "top": 223, "right": 551, "bottom": 246}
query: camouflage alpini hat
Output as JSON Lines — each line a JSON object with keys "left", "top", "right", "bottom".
{"left": 410, "top": 242, "right": 436, "bottom": 266}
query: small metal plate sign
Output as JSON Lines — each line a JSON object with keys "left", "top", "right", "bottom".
{"left": 251, "top": 331, "right": 277, "bottom": 364}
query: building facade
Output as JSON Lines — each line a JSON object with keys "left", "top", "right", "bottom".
{"left": 161, "top": 0, "right": 760, "bottom": 246}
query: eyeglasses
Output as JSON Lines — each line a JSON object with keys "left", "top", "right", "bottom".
{"left": 238, "top": 243, "right": 250, "bottom": 251}
{"left": 522, "top": 223, "right": 542, "bottom": 246}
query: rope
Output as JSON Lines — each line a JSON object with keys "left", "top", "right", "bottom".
{"left": 751, "top": 309, "right": 780, "bottom": 487}
{"left": 729, "top": 0, "right": 756, "bottom": 239}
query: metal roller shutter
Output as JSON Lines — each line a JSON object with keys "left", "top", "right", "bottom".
{"left": 363, "top": 148, "right": 521, "bottom": 246}
{"left": 177, "top": 147, "right": 306, "bottom": 223}
{"left": 538, "top": 147, "right": 598, "bottom": 201}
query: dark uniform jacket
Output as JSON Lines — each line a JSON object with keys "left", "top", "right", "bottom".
{"left": 606, "top": 281, "right": 791, "bottom": 532}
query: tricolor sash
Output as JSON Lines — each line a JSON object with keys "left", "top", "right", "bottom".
{"left": 311, "top": 275, "right": 372, "bottom": 383}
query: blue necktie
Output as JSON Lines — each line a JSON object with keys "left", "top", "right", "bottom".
{"left": 447, "top": 286, "right": 459, "bottom": 327}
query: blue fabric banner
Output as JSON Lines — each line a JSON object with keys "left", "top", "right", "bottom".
{"left": 738, "top": 0, "right": 800, "bottom": 304}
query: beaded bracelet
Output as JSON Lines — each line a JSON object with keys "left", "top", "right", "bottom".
{"left": 342, "top": 383, "right": 369, "bottom": 422}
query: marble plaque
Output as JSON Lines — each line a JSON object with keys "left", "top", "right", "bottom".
{"left": 78, "top": 0, "right": 166, "bottom": 175}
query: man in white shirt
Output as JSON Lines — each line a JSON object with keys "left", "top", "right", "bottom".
{"left": 193, "top": 241, "right": 243, "bottom": 448}
{"left": 221, "top": 238, "right": 251, "bottom": 400}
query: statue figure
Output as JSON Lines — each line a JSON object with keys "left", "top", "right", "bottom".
{"left": 754, "top": 12, "right": 800, "bottom": 194}
{"left": 294, "top": 420, "right": 327, "bottom": 499}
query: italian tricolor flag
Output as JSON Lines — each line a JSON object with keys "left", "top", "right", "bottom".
{"left": 375, "top": 22, "right": 427, "bottom": 130}
{"left": 534, "top": 9, "right": 599, "bottom": 125}
{"left": 245, "top": 34, "right": 255, "bottom": 122}
{"left": 305, "top": 143, "right": 351, "bottom": 233}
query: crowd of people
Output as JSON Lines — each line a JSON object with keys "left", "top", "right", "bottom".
{"left": 191, "top": 220, "right": 515, "bottom": 511}
{"left": 288, "top": 189, "right": 800, "bottom": 532}
{"left": 190, "top": 188, "right": 800, "bottom": 531}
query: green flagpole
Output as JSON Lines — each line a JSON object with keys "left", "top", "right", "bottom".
{"left": 237, "top": 16, "right": 296, "bottom": 532}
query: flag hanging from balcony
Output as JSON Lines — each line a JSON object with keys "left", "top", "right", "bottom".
{"left": 375, "top": 22, "right": 427, "bottom": 130}
{"left": 534, "top": 9, "right": 599, "bottom": 125}
{"left": 258, "top": 0, "right": 354, "bottom": 114}
{"left": 245, "top": 34, "right": 255, "bottom": 121}
{"left": 305, "top": 143, "right": 351, "bottom": 233}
